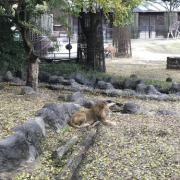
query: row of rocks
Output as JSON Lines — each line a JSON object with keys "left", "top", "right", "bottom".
{"left": 37, "top": 72, "right": 180, "bottom": 101}
{"left": 58, "top": 92, "right": 180, "bottom": 117}
{"left": 1, "top": 70, "right": 178, "bottom": 100}
{"left": 0, "top": 100, "right": 81, "bottom": 172}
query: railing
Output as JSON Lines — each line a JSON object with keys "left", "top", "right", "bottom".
{"left": 32, "top": 36, "right": 78, "bottom": 61}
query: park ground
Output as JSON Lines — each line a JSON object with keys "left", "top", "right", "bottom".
{"left": 1, "top": 39, "right": 180, "bottom": 179}
{"left": 106, "top": 39, "right": 180, "bottom": 82}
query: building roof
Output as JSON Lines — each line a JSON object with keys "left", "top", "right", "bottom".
{"left": 133, "top": 0, "right": 180, "bottom": 13}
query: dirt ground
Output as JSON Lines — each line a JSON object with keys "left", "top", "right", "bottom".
{"left": 106, "top": 39, "right": 180, "bottom": 82}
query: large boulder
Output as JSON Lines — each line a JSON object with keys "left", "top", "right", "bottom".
{"left": 38, "top": 71, "right": 50, "bottom": 83}
{"left": 122, "top": 102, "right": 148, "bottom": 114}
{"left": 51, "top": 71, "right": 62, "bottom": 76}
{"left": 20, "top": 86, "right": 34, "bottom": 95}
{"left": 48, "top": 75, "right": 75, "bottom": 85}
{"left": 0, "top": 132, "right": 29, "bottom": 172}
{"left": 95, "top": 81, "right": 115, "bottom": 90}
{"left": 136, "top": 84, "right": 147, "bottom": 94}
{"left": 156, "top": 109, "right": 179, "bottom": 116}
{"left": 35, "top": 103, "right": 80, "bottom": 132}
{"left": 57, "top": 103, "right": 81, "bottom": 124}
{"left": 170, "top": 82, "right": 180, "bottom": 93}
{"left": 102, "top": 77, "right": 123, "bottom": 89}
{"left": 64, "top": 72, "right": 97, "bottom": 87}
{"left": 58, "top": 92, "right": 84, "bottom": 102}
{"left": 123, "top": 79, "right": 144, "bottom": 90}
{"left": 146, "top": 85, "right": 161, "bottom": 95}
{"left": 122, "top": 102, "right": 140, "bottom": 114}
{"left": 103, "top": 89, "right": 122, "bottom": 97}
{"left": 11, "top": 77, "right": 22, "bottom": 83}
{"left": 12, "top": 120, "right": 43, "bottom": 160}
{"left": 20, "top": 86, "right": 49, "bottom": 98}
{"left": 4, "top": 71, "right": 13, "bottom": 81}
{"left": 35, "top": 103, "right": 64, "bottom": 132}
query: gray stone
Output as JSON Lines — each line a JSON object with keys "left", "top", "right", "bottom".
{"left": 43, "top": 103, "right": 60, "bottom": 117}
{"left": 49, "top": 85, "right": 64, "bottom": 90}
{"left": 103, "top": 76, "right": 123, "bottom": 89}
{"left": 64, "top": 72, "right": 97, "bottom": 87}
{"left": 170, "top": 82, "right": 180, "bottom": 93}
{"left": 70, "top": 85, "right": 82, "bottom": 91}
{"left": 75, "top": 98, "right": 95, "bottom": 109}
{"left": 35, "top": 117, "right": 46, "bottom": 137}
{"left": 68, "top": 92, "right": 84, "bottom": 102}
{"left": 49, "top": 75, "right": 74, "bottom": 85}
{"left": 103, "top": 90, "right": 121, "bottom": 97}
{"left": 0, "top": 76, "right": 3, "bottom": 83}
{"left": 157, "top": 110, "right": 179, "bottom": 116}
{"left": 12, "top": 120, "right": 43, "bottom": 160}
{"left": 20, "top": 86, "right": 34, "bottom": 95}
{"left": 146, "top": 85, "right": 161, "bottom": 95}
{"left": 166, "top": 77, "right": 172, "bottom": 82}
{"left": 38, "top": 71, "right": 50, "bottom": 83}
{"left": 154, "top": 84, "right": 162, "bottom": 92}
{"left": 122, "top": 102, "right": 140, "bottom": 114}
{"left": 0, "top": 132, "right": 29, "bottom": 172}
{"left": 123, "top": 78, "right": 143, "bottom": 90}
{"left": 96, "top": 81, "right": 115, "bottom": 90}
{"left": 11, "top": 77, "right": 22, "bottom": 83}
{"left": 35, "top": 108, "right": 63, "bottom": 133}
{"left": 4, "top": 71, "right": 13, "bottom": 81}
{"left": 136, "top": 84, "right": 147, "bottom": 94}
{"left": 57, "top": 103, "right": 81, "bottom": 124}
{"left": 130, "top": 74, "right": 138, "bottom": 79}
{"left": 51, "top": 71, "right": 62, "bottom": 76}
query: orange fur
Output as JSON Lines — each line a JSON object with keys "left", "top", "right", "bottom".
{"left": 105, "top": 45, "right": 116, "bottom": 59}
{"left": 70, "top": 101, "right": 116, "bottom": 128}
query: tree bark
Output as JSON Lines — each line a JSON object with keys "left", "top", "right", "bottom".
{"left": 56, "top": 128, "right": 97, "bottom": 180}
{"left": 79, "top": 10, "right": 104, "bottom": 71}
{"left": 52, "top": 136, "right": 79, "bottom": 160}
{"left": 26, "top": 56, "right": 40, "bottom": 91}
{"left": 14, "top": 0, "right": 39, "bottom": 91}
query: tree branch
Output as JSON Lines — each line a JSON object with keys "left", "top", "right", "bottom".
{"left": 0, "top": 14, "right": 15, "bottom": 20}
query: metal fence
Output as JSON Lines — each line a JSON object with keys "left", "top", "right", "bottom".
{"left": 32, "top": 34, "right": 77, "bottom": 61}
{"left": 131, "top": 25, "right": 168, "bottom": 39}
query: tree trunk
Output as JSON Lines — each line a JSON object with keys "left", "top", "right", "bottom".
{"left": 26, "top": 55, "right": 40, "bottom": 91}
{"left": 79, "top": 11, "right": 104, "bottom": 71}
{"left": 17, "top": 2, "right": 39, "bottom": 91}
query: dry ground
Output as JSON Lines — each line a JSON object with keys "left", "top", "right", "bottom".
{"left": 1, "top": 83, "right": 180, "bottom": 179}
{"left": 1, "top": 39, "right": 180, "bottom": 179}
{"left": 106, "top": 39, "right": 180, "bottom": 82}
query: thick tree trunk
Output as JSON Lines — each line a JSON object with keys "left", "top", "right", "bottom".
{"left": 26, "top": 55, "right": 40, "bottom": 91}
{"left": 80, "top": 11, "right": 103, "bottom": 70}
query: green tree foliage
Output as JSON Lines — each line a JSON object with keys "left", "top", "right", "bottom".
{"left": 0, "top": 18, "right": 26, "bottom": 74}
{"left": 48, "top": 0, "right": 144, "bottom": 34}
{"left": 0, "top": 0, "right": 51, "bottom": 90}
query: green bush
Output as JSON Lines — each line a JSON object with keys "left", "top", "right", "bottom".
{"left": 0, "top": 18, "right": 26, "bottom": 74}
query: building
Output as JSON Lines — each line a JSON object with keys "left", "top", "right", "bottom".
{"left": 131, "top": 0, "right": 180, "bottom": 39}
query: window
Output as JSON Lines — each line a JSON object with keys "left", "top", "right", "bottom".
{"left": 141, "top": 26, "right": 154, "bottom": 31}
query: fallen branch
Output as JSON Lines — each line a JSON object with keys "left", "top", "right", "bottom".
{"left": 56, "top": 128, "right": 97, "bottom": 180}
{"left": 52, "top": 136, "right": 79, "bottom": 160}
